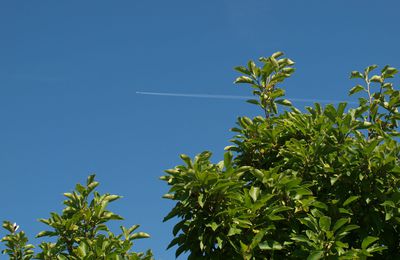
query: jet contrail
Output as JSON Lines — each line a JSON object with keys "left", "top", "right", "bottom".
{"left": 136, "top": 91, "right": 249, "bottom": 100}
{"left": 136, "top": 91, "right": 358, "bottom": 104}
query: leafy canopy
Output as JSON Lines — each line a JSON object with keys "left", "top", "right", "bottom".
{"left": 1, "top": 175, "right": 153, "bottom": 260}
{"left": 2, "top": 52, "right": 399, "bottom": 260}
{"left": 162, "top": 52, "right": 400, "bottom": 259}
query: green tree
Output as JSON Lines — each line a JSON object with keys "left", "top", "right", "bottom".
{"left": 1, "top": 175, "right": 153, "bottom": 260}
{"left": 162, "top": 52, "right": 400, "bottom": 259}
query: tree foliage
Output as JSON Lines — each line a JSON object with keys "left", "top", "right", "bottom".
{"left": 2, "top": 52, "right": 399, "bottom": 260}
{"left": 162, "top": 52, "right": 400, "bottom": 259}
{"left": 1, "top": 175, "right": 153, "bottom": 260}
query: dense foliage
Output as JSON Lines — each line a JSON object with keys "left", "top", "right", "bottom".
{"left": 161, "top": 52, "right": 400, "bottom": 259}
{"left": 1, "top": 175, "right": 153, "bottom": 260}
{"left": 2, "top": 52, "right": 399, "bottom": 259}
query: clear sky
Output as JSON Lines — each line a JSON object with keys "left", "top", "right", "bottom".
{"left": 1, "top": 1, "right": 399, "bottom": 259}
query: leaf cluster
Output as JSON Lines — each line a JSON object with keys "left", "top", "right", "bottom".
{"left": 162, "top": 52, "right": 400, "bottom": 259}
{"left": 234, "top": 51, "right": 295, "bottom": 118}
{"left": 1, "top": 221, "right": 34, "bottom": 260}
{"left": 1, "top": 175, "right": 153, "bottom": 260}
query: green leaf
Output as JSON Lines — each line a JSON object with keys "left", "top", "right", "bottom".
{"left": 311, "top": 209, "right": 324, "bottom": 218}
{"left": 335, "top": 240, "right": 349, "bottom": 249}
{"left": 268, "top": 215, "right": 285, "bottom": 221}
{"left": 234, "top": 66, "right": 251, "bottom": 75}
{"left": 162, "top": 193, "right": 174, "bottom": 199}
{"left": 127, "top": 224, "right": 140, "bottom": 234}
{"left": 198, "top": 193, "right": 204, "bottom": 208}
{"left": 75, "top": 183, "right": 86, "bottom": 195}
{"left": 36, "top": 231, "right": 57, "bottom": 238}
{"left": 349, "top": 85, "right": 365, "bottom": 95}
{"left": 223, "top": 152, "right": 233, "bottom": 169}
{"left": 284, "top": 58, "right": 295, "bottom": 65}
{"left": 370, "top": 75, "right": 382, "bottom": 83}
{"left": 361, "top": 236, "right": 379, "bottom": 250}
{"left": 259, "top": 241, "right": 283, "bottom": 250}
{"left": 270, "top": 89, "right": 285, "bottom": 99}
{"left": 271, "top": 56, "right": 281, "bottom": 68}
{"left": 249, "top": 187, "right": 260, "bottom": 202}
{"left": 366, "top": 244, "right": 387, "bottom": 253}
{"left": 307, "top": 250, "right": 324, "bottom": 260}
{"left": 381, "top": 200, "right": 396, "bottom": 208}
{"left": 63, "top": 192, "right": 74, "bottom": 199}
{"left": 216, "top": 237, "right": 223, "bottom": 249}
{"left": 271, "top": 51, "right": 284, "bottom": 59}
{"left": 337, "top": 102, "right": 347, "bottom": 116}
{"left": 246, "top": 99, "right": 259, "bottom": 105}
{"left": 319, "top": 216, "right": 331, "bottom": 232}
{"left": 77, "top": 242, "right": 88, "bottom": 257}
{"left": 276, "top": 99, "right": 292, "bottom": 106}
{"left": 130, "top": 232, "right": 150, "bottom": 240}
{"left": 294, "top": 187, "right": 313, "bottom": 197}
{"left": 104, "top": 194, "right": 120, "bottom": 202}
{"left": 180, "top": 154, "right": 192, "bottom": 168}
{"left": 350, "top": 71, "right": 363, "bottom": 79}
{"left": 299, "top": 217, "right": 318, "bottom": 231}
{"left": 338, "top": 208, "right": 352, "bottom": 215}
{"left": 291, "top": 235, "right": 310, "bottom": 244}
{"left": 87, "top": 174, "right": 96, "bottom": 185}
{"left": 206, "top": 222, "right": 219, "bottom": 231}
{"left": 175, "top": 244, "right": 186, "bottom": 258}
{"left": 234, "top": 76, "right": 254, "bottom": 84}
{"left": 337, "top": 224, "right": 360, "bottom": 235}
{"left": 312, "top": 201, "right": 328, "bottom": 211}
{"left": 227, "top": 227, "right": 242, "bottom": 236}
{"left": 332, "top": 218, "right": 349, "bottom": 233}
{"left": 382, "top": 66, "right": 398, "bottom": 78}
{"left": 365, "top": 65, "right": 378, "bottom": 74}
{"left": 343, "top": 196, "right": 360, "bottom": 207}
{"left": 385, "top": 211, "right": 393, "bottom": 221}
{"left": 250, "top": 230, "right": 265, "bottom": 249}
{"left": 261, "top": 61, "right": 274, "bottom": 75}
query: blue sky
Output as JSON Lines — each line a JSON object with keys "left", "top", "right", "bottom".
{"left": 1, "top": 1, "right": 399, "bottom": 259}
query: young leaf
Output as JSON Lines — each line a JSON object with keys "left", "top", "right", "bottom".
{"left": 349, "top": 85, "right": 365, "bottom": 95}
{"left": 246, "top": 99, "right": 259, "bottom": 105}
{"left": 350, "top": 71, "right": 363, "bottom": 79}
{"left": 249, "top": 186, "right": 260, "bottom": 202}
{"left": 276, "top": 99, "right": 292, "bottom": 106}
{"left": 365, "top": 65, "right": 378, "bottom": 74}
{"left": 307, "top": 250, "right": 324, "bottom": 260}
{"left": 370, "top": 75, "right": 383, "bottom": 83}
{"left": 319, "top": 216, "right": 331, "bottom": 232}
{"left": 343, "top": 196, "right": 360, "bottom": 207}
{"left": 332, "top": 218, "right": 349, "bottom": 233}
{"left": 361, "top": 236, "right": 379, "bottom": 250}
{"left": 234, "top": 76, "right": 254, "bottom": 84}
{"left": 234, "top": 66, "right": 251, "bottom": 75}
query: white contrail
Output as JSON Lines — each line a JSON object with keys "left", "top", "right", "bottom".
{"left": 136, "top": 91, "right": 249, "bottom": 100}
{"left": 136, "top": 91, "right": 357, "bottom": 104}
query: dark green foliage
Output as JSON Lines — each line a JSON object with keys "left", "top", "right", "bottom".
{"left": 2, "top": 175, "right": 153, "bottom": 260}
{"left": 162, "top": 52, "right": 400, "bottom": 259}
